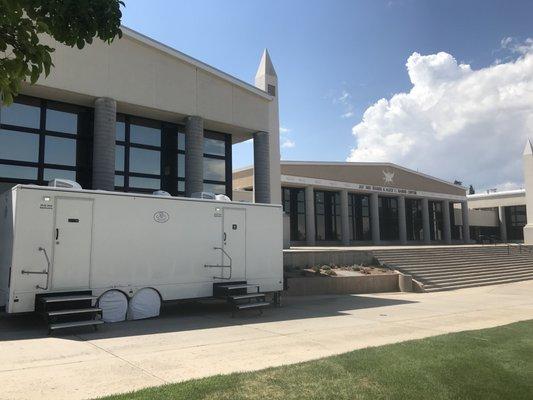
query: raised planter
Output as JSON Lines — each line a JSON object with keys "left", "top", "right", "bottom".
{"left": 285, "top": 274, "right": 399, "bottom": 296}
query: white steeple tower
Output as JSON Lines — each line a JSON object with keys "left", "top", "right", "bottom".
{"left": 255, "top": 49, "right": 281, "bottom": 204}
{"left": 522, "top": 139, "right": 533, "bottom": 244}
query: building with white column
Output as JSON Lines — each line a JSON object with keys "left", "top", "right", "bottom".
{"left": 0, "top": 27, "right": 280, "bottom": 205}
{"left": 234, "top": 161, "right": 470, "bottom": 246}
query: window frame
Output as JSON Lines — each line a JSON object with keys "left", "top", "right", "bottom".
{"left": 0, "top": 95, "right": 91, "bottom": 186}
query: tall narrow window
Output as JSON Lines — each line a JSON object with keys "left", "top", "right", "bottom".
{"left": 379, "top": 196, "right": 399, "bottom": 241}
{"left": 315, "top": 190, "right": 341, "bottom": 241}
{"left": 348, "top": 193, "right": 371, "bottom": 241}
{"left": 282, "top": 187, "right": 306, "bottom": 241}
{"left": 405, "top": 198, "right": 423, "bottom": 241}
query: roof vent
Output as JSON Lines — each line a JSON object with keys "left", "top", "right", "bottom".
{"left": 215, "top": 194, "right": 231, "bottom": 202}
{"left": 48, "top": 179, "right": 82, "bottom": 189}
{"left": 152, "top": 190, "right": 171, "bottom": 197}
{"left": 191, "top": 192, "right": 216, "bottom": 200}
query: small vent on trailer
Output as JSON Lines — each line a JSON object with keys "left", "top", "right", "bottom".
{"left": 48, "top": 179, "right": 81, "bottom": 189}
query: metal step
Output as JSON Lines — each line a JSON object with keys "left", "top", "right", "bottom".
{"left": 47, "top": 307, "right": 102, "bottom": 317}
{"left": 230, "top": 293, "right": 266, "bottom": 301}
{"left": 219, "top": 284, "right": 260, "bottom": 291}
{"left": 40, "top": 295, "right": 96, "bottom": 303}
{"left": 49, "top": 319, "right": 104, "bottom": 331}
{"left": 236, "top": 301, "right": 270, "bottom": 310}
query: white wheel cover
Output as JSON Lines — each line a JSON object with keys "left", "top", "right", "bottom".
{"left": 128, "top": 288, "right": 161, "bottom": 320}
{"left": 98, "top": 290, "right": 128, "bottom": 323}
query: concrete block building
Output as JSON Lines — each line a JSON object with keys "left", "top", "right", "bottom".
{"left": 0, "top": 27, "right": 281, "bottom": 203}
{"left": 234, "top": 161, "right": 470, "bottom": 246}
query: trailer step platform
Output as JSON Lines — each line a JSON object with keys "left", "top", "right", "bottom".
{"left": 41, "top": 294, "right": 96, "bottom": 303}
{"left": 236, "top": 301, "right": 271, "bottom": 311}
{"left": 47, "top": 307, "right": 102, "bottom": 317}
{"left": 49, "top": 319, "right": 104, "bottom": 332}
{"left": 213, "top": 281, "right": 271, "bottom": 316}
{"left": 230, "top": 293, "right": 266, "bottom": 301}
{"left": 36, "top": 291, "right": 102, "bottom": 334}
{"left": 218, "top": 284, "right": 260, "bottom": 291}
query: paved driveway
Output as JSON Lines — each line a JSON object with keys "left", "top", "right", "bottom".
{"left": 2, "top": 280, "right": 533, "bottom": 400}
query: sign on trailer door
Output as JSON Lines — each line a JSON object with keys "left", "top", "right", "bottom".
{"left": 51, "top": 198, "right": 93, "bottom": 289}
{"left": 223, "top": 208, "right": 246, "bottom": 280}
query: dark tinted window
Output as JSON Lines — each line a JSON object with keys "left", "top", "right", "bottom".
{"left": 0, "top": 129, "right": 39, "bottom": 162}
{"left": 116, "top": 121, "right": 126, "bottom": 141}
{"left": 129, "top": 176, "right": 161, "bottom": 190}
{"left": 43, "top": 168, "right": 76, "bottom": 182}
{"left": 0, "top": 102, "right": 40, "bottom": 128}
{"left": 130, "top": 121, "right": 160, "bottom": 146}
{"left": 204, "top": 137, "right": 225, "bottom": 156}
{"left": 177, "top": 153, "right": 185, "bottom": 178}
{"left": 46, "top": 109, "right": 77, "bottom": 134}
{"left": 204, "top": 157, "right": 225, "bottom": 181}
{"left": 0, "top": 164, "right": 37, "bottom": 180}
{"left": 178, "top": 132, "right": 185, "bottom": 151}
{"left": 45, "top": 137, "right": 76, "bottom": 165}
{"left": 115, "top": 145, "right": 125, "bottom": 171}
{"left": 204, "top": 182, "right": 226, "bottom": 194}
{"left": 129, "top": 148, "right": 160, "bottom": 175}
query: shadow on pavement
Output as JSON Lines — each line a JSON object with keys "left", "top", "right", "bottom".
{"left": 0, "top": 294, "right": 417, "bottom": 342}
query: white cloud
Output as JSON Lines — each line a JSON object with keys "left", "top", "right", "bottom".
{"left": 341, "top": 111, "right": 355, "bottom": 119}
{"left": 281, "top": 139, "right": 296, "bottom": 149}
{"left": 280, "top": 126, "right": 291, "bottom": 134}
{"left": 334, "top": 90, "right": 356, "bottom": 119}
{"left": 500, "top": 36, "right": 533, "bottom": 55}
{"left": 348, "top": 43, "right": 533, "bottom": 191}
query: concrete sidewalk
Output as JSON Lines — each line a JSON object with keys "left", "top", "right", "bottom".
{"left": 2, "top": 280, "right": 533, "bottom": 400}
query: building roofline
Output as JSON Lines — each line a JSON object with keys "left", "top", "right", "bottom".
{"left": 467, "top": 189, "right": 525, "bottom": 200}
{"left": 233, "top": 160, "right": 466, "bottom": 191}
{"left": 277, "top": 161, "right": 466, "bottom": 190}
{"left": 121, "top": 26, "right": 273, "bottom": 101}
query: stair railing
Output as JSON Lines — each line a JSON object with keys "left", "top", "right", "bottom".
{"left": 21, "top": 247, "right": 50, "bottom": 290}
{"left": 204, "top": 247, "right": 232, "bottom": 280}
{"left": 506, "top": 242, "right": 533, "bottom": 255}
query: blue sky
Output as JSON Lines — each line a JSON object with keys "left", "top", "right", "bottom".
{"left": 122, "top": 0, "right": 533, "bottom": 187}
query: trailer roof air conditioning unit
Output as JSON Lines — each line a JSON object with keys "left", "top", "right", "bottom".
{"left": 215, "top": 194, "right": 231, "bottom": 202}
{"left": 152, "top": 190, "right": 171, "bottom": 197}
{"left": 191, "top": 192, "right": 216, "bottom": 200}
{"left": 48, "top": 179, "right": 82, "bottom": 189}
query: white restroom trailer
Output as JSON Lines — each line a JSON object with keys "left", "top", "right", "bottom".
{"left": 0, "top": 185, "right": 283, "bottom": 317}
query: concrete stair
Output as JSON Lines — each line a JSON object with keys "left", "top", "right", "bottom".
{"left": 371, "top": 246, "right": 533, "bottom": 292}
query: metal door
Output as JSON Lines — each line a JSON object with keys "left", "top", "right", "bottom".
{"left": 223, "top": 208, "right": 246, "bottom": 280}
{"left": 51, "top": 198, "right": 93, "bottom": 289}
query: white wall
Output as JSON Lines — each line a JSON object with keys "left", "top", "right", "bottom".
{"left": 24, "top": 31, "right": 271, "bottom": 134}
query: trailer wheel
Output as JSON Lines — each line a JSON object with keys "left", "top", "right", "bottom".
{"left": 97, "top": 290, "right": 128, "bottom": 323}
{"left": 127, "top": 288, "right": 161, "bottom": 320}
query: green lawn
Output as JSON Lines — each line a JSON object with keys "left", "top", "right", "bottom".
{"left": 100, "top": 320, "right": 533, "bottom": 400}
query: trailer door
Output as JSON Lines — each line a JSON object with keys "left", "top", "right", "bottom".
{"left": 51, "top": 198, "right": 93, "bottom": 290}
{"left": 223, "top": 208, "right": 246, "bottom": 280}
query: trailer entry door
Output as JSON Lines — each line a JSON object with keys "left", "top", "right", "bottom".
{"left": 223, "top": 208, "right": 246, "bottom": 280}
{"left": 51, "top": 198, "right": 93, "bottom": 290}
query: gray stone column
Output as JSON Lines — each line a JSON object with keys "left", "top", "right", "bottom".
{"left": 253, "top": 131, "right": 271, "bottom": 204}
{"left": 305, "top": 186, "right": 316, "bottom": 246}
{"left": 185, "top": 116, "right": 204, "bottom": 197}
{"left": 370, "top": 193, "right": 380, "bottom": 245}
{"left": 422, "top": 198, "right": 431, "bottom": 244}
{"left": 398, "top": 196, "right": 407, "bottom": 245}
{"left": 340, "top": 190, "right": 350, "bottom": 245}
{"left": 461, "top": 201, "right": 471, "bottom": 243}
{"left": 92, "top": 97, "right": 116, "bottom": 190}
{"left": 442, "top": 200, "right": 452, "bottom": 244}
{"left": 498, "top": 206, "right": 508, "bottom": 243}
